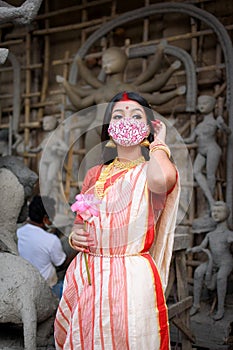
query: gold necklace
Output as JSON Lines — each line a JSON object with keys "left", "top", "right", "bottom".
{"left": 112, "top": 156, "right": 145, "bottom": 170}
{"left": 94, "top": 156, "right": 145, "bottom": 199}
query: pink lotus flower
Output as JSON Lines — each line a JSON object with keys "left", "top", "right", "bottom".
{"left": 70, "top": 193, "right": 101, "bottom": 285}
{"left": 71, "top": 194, "right": 100, "bottom": 221}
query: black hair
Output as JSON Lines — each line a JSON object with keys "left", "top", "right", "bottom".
{"left": 29, "top": 195, "right": 56, "bottom": 224}
{"left": 101, "top": 91, "right": 155, "bottom": 164}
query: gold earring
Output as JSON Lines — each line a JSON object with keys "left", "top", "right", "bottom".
{"left": 105, "top": 138, "right": 116, "bottom": 148}
{"left": 140, "top": 138, "right": 150, "bottom": 147}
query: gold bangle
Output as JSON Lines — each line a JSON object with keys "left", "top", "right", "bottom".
{"left": 149, "top": 145, "right": 171, "bottom": 159}
{"left": 149, "top": 140, "right": 167, "bottom": 149}
{"left": 68, "top": 232, "right": 76, "bottom": 249}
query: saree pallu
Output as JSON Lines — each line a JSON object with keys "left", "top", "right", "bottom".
{"left": 54, "top": 163, "right": 180, "bottom": 350}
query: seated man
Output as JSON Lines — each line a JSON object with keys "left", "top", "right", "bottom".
{"left": 17, "top": 195, "right": 69, "bottom": 299}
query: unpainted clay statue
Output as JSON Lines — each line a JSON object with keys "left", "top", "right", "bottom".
{"left": 57, "top": 43, "right": 185, "bottom": 111}
{"left": 0, "top": 47, "right": 8, "bottom": 64}
{"left": 0, "top": 0, "right": 43, "bottom": 159}
{"left": 184, "top": 95, "right": 231, "bottom": 210}
{"left": 187, "top": 201, "right": 233, "bottom": 321}
{"left": 0, "top": 156, "right": 58, "bottom": 350}
{"left": 0, "top": 155, "right": 38, "bottom": 244}
{"left": 27, "top": 116, "right": 68, "bottom": 197}
{"left": 0, "top": 0, "right": 43, "bottom": 25}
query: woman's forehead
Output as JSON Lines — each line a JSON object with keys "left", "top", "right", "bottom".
{"left": 112, "top": 100, "right": 143, "bottom": 111}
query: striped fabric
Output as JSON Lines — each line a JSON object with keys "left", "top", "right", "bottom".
{"left": 54, "top": 163, "right": 180, "bottom": 350}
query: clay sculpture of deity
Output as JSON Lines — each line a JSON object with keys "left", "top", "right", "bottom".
{"left": 57, "top": 43, "right": 185, "bottom": 111}
{"left": 26, "top": 115, "right": 68, "bottom": 197}
{"left": 187, "top": 201, "right": 233, "bottom": 321}
{"left": 184, "top": 95, "right": 231, "bottom": 217}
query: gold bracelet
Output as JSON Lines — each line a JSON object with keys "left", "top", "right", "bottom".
{"left": 149, "top": 140, "right": 167, "bottom": 149}
{"left": 68, "top": 232, "right": 76, "bottom": 249}
{"left": 149, "top": 145, "right": 171, "bottom": 159}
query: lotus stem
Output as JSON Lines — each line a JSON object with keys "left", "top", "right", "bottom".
{"left": 84, "top": 221, "right": 91, "bottom": 285}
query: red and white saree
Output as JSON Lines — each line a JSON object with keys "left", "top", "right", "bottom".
{"left": 54, "top": 162, "right": 180, "bottom": 350}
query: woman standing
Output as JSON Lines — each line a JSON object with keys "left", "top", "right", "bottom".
{"left": 54, "top": 91, "right": 180, "bottom": 349}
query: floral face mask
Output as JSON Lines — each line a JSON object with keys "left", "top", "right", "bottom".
{"left": 108, "top": 118, "right": 150, "bottom": 147}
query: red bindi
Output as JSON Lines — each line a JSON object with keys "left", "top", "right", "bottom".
{"left": 125, "top": 106, "right": 129, "bottom": 109}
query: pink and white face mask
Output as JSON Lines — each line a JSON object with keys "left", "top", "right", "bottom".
{"left": 108, "top": 118, "right": 150, "bottom": 147}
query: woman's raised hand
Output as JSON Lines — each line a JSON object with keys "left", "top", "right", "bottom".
{"left": 151, "top": 119, "right": 166, "bottom": 143}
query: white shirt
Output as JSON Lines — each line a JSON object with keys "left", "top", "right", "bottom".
{"left": 17, "top": 223, "right": 66, "bottom": 287}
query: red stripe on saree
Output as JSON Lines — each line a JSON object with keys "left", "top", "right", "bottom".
{"left": 145, "top": 254, "right": 170, "bottom": 350}
{"left": 99, "top": 256, "right": 105, "bottom": 349}
{"left": 109, "top": 258, "right": 130, "bottom": 350}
